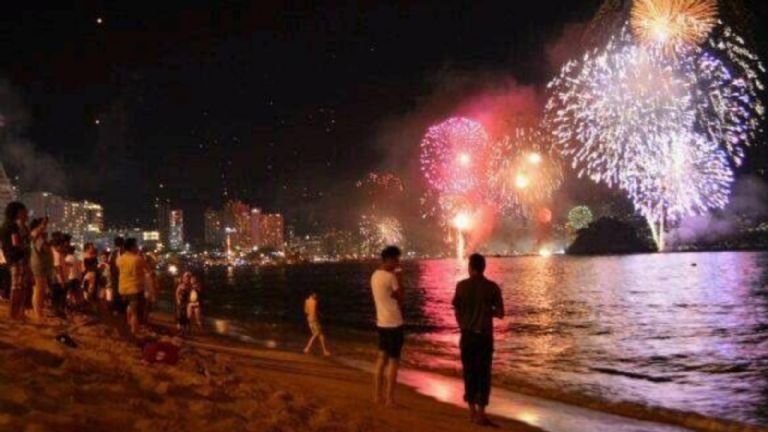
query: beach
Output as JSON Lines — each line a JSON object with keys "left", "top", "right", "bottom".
{"left": 0, "top": 304, "right": 540, "bottom": 432}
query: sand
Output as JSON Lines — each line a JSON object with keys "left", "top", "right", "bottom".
{"left": 0, "top": 305, "right": 540, "bottom": 432}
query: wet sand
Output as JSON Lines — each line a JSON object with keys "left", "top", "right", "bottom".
{"left": 0, "top": 305, "right": 540, "bottom": 432}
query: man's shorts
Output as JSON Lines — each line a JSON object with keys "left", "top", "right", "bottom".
{"left": 377, "top": 326, "right": 404, "bottom": 360}
{"left": 122, "top": 293, "right": 145, "bottom": 316}
{"left": 308, "top": 320, "right": 322, "bottom": 336}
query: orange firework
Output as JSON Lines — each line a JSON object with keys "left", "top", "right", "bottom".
{"left": 630, "top": 0, "right": 718, "bottom": 53}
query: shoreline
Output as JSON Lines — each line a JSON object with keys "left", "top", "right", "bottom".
{"left": 0, "top": 304, "right": 541, "bottom": 432}
{"left": 197, "top": 314, "right": 767, "bottom": 432}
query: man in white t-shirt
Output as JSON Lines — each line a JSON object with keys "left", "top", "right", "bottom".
{"left": 370, "top": 245, "right": 404, "bottom": 406}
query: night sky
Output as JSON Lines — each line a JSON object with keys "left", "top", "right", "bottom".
{"left": 0, "top": 1, "right": 766, "bottom": 240}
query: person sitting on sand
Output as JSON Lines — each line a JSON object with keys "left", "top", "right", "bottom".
{"left": 371, "top": 245, "right": 405, "bottom": 407}
{"left": 116, "top": 238, "right": 147, "bottom": 335}
{"left": 303, "top": 292, "right": 331, "bottom": 356}
{"left": 452, "top": 253, "right": 505, "bottom": 427}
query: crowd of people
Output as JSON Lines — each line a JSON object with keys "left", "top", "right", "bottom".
{"left": 0, "top": 201, "right": 183, "bottom": 337}
{"left": 2, "top": 199, "right": 504, "bottom": 425}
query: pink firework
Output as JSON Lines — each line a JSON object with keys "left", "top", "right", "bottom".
{"left": 420, "top": 117, "right": 491, "bottom": 196}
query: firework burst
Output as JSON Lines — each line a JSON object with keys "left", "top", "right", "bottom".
{"left": 420, "top": 117, "right": 491, "bottom": 196}
{"left": 487, "top": 128, "right": 564, "bottom": 214}
{"left": 359, "top": 215, "right": 405, "bottom": 255}
{"left": 545, "top": 17, "right": 764, "bottom": 250}
{"left": 631, "top": 0, "right": 719, "bottom": 54}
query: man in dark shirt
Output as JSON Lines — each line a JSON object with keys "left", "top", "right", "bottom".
{"left": 452, "top": 253, "right": 504, "bottom": 426}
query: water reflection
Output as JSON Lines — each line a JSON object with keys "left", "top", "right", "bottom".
{"left": 163, "top": 252, "right": 768, "bottom": 426}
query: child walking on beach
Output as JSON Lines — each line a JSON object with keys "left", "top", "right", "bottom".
{"left": 303, "top": 292, "right": 331, "bottom": 356}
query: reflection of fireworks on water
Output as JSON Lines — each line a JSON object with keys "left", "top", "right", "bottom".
{"left": 359, "top": 215, "right": 405, "bottom": 254}
{"left": 487, "top": 128, "right": 563, "bottom": 214}
{"left": 420, "top": 117, "right": 490, "bottom": 196}
{"left": 567, "top": 206, "right": 594, "bottom": 231}
{"left": 631, "top": 0, "right": 718, "bottom": 54}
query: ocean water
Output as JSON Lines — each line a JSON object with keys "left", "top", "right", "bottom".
{"left": 159, "top": 252, "right": 768, "bottom": 427}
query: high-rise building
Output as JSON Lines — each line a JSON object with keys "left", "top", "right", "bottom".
{"left": 155, "top": 198, "right": 171, "bottom": 250}
{"left": 204, "top": 208, "right": 224, "bottom": 249}
{"left": 0, "top": 161, "right": 16, "bottom": 212}
{"left": 259, "top": 213, "right": 284, "bottom": 250}
{"left": 222, "top": 201, "right": 252, "bottom": 251}
{"left": 83, "top": 201, "right": 104, "bottom": 233}
{"left": 21, "top": 192, "right": 103, "bottom": 245}
{"left": 249, "top": 208, "right": 262, "bottom": 248}
{"left": 169, "top": 209, "right": 184, "bottom": 250}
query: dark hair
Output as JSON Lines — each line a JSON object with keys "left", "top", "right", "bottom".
{"left": 381, "top": 246, "right": 402, "bottom": 261}
{"left": 50, "top": 231, "right": 63, "bottom": 246}
{"left": 29, "top": 218, "right": 45, "bottom": 231}
{"left": 4, "top": 201, "right": 26, "bottom": 223}
{"left": 114, "top": 236, "right": 125, "bottom": 247}
{"left": 124, "top": 237, "right": 138, "bottom": 251}
{"left": 469, "top": 253, "right": 486, "bottom": 273}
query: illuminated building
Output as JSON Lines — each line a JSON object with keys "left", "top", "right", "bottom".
{"left": 0, "top": 161, "right": 16, "bottom": 211}
{"left": 258, "top": 213, "right": 284, "bottom": 250}
{"left": 204, "top": 208, "right": 224, "bottom": 248}
{"left": 169, "top": 209, "right": 184, "bottom": 250}
{"left": 21, "top": 192, "right": 103, "bottom": 246}
{"left": 222, "top": 200, "right": 252, "bottom": 251}
{"left": 155, "top": 198, "right": 171, "bottom": 250}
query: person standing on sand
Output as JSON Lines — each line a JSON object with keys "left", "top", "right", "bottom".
{"left": 176, "top": 272, "right": 192, "bottom": 334}
{"left": 452, "top": 253, "right": 505, "bottom": 427}
{"left": 29, "top": 217, "right": 53, "bottom": 320}
{"left": 116, "top": 238, "right": 147, "bottom": 335}
{"left": 303, "top": 292, "right": 331, "bottom": 356}
{"left": 1, "top": 202, "right": 31, "bottom": 320}
{"left": 371, "top": 246, "right": 405, "bottom": 406}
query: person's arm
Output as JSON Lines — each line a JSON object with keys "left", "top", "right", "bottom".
{"left": 30, "top": 217, "right": 48, "bottom": 239}
{"left": 492, "top": 284, "right": 505, "bottom": 319}
{"left": 391, "top": 271, "right": 405, "bottom": 305}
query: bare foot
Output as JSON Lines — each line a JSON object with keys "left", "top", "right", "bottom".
{"left": 323, "top": 351, "right": 332, "bottom": 356}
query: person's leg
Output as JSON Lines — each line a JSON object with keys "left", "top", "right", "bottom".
{"left": 9, "top": 264, "right": 25, "bottom": 319}
{"left": 319, "top": 333, "right": 331, "bottom": 356}
{"left": 127, "top": 298, "right": 139, "bottom": 334}
{"left": 384, "top": 358, "right": 400, "bottom": 406}
{"left": 373, "top": 351, "right": 388, "bottom": 404}
{"left": 475, "top": 334, "right": 495, "bottom": 426}
{"left": 460, "top": 332, "right": 479, "bottom": 421}
{"left": 32, "top": 276, "right": 47, "bottom": 319}
{"left": 304, "top": 334, "right": 317, "bottom": 353}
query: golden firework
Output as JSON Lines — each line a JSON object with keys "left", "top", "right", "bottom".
{"left": 630, "top": 0, "right": 719, "bottom": 52}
